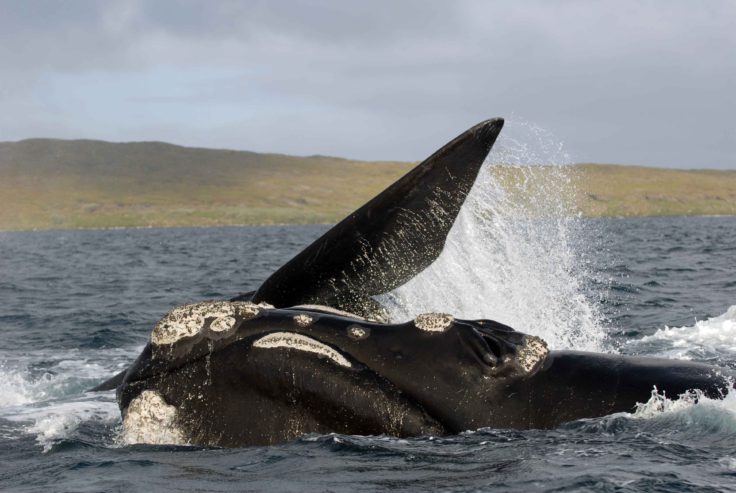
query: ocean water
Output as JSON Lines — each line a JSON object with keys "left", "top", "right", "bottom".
{"left": 0, "top": 215, "right": 735, "bottom": 492}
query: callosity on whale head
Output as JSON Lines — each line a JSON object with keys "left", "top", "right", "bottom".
{"left": 116, "top": 301, "right": 734, "bottom": 447}
{"left": 94, "top": 117, "right": 735, "bottom": 448}
{"left": 117, "top": 302, "right": 552, "bottom": 446}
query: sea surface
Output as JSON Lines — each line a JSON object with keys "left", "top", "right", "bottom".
{"left": 0, "top": 215, "right": 735, "bottom": 492}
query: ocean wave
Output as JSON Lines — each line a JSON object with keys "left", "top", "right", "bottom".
{"left": 0, "top": 348, "right": 132, "bottom": 451}
{"left": 632, "top": 386, "right": 736, "bottom": 427}
{"left": 0, "top": 347, "right": 133, "bottom": 408}
{"left": 629, "top": 305, "right": 736, "bottom": 362}
{"left": 22, "top": 396, "right": 120, "bottom": 452}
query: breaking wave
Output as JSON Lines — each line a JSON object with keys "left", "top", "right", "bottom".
{"left": 0, "top": 348, "right": 130, "bottom": 451}
{"left": 631, "top": 386, "right": 736, "bottom": 425}
{"left": 627, "top": 305, "right": 736, "bottom": 365}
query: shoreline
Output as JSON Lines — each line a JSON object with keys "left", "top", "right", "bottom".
{"left": 2, "top": 214, "right": 734, "bottom": 234}
{"left": 0, "top": 222, "right": 335, "bottom": 234}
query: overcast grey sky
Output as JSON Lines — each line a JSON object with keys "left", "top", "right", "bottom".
{"left": 0, "top": 0, "right": 734, "bottom": 168}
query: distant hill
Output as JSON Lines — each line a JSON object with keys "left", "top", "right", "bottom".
{"left": 0, "top": 138, "right": 734, "bottom": 231}
{"left": 575, "top": 164, "right": 736, "bottom": 217}
{"left": 0, "top": 138, "right": 412, "bottom": 230}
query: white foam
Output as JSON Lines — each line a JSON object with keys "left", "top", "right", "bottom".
{"left": 626, "top": 386, "right": 736, "bottom": 432}
{"left": 633, "top": 305, "right": 736, "bottom": 360}
{"left": 380, "top": 121, "right": 606, "bottom": 351}
{"left": 28, "top": 397, "right": 120, "bottom": 452}
{"left": 0, "top": 365, "right": 44, "bottom": 407}
{"left": 632, "top": 387, "right": 707, "bottom": 419}
{"left": 719, "top": 457, "right": 736, "bottom": 471}
{"left": 0, "top": 347, "right": 132, "bottom": 451}
{"left": 0, "top": 393, "right": 120, "bottom": 452}
{"left": 0, "top": 348, "right": 132, "bottom": 409}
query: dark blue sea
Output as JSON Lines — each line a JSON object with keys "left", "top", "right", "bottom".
{"left": 1, "top": 217, "right": 735, "bottom": 492}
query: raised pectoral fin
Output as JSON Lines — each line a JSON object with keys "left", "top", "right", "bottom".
{"left": 253, "top": 118, "right": 504, "bottom": 317}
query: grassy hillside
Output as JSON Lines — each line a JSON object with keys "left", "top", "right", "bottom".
{"left": 0, "top": 138, "right": 734, "bottom": 231}
{"left": 486, "top": 163, "right": 736, "bottom": 218}
{"left": 0, "top": 138, "right": 412, "bottom": 230}
{"left": 575, "top": 164, "right": 736, "bottom": 217}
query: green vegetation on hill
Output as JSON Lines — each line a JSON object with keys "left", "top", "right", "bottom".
{"left": 487, "top": 163, "right": 736, "bottom": 218}
{"left": 575, "top": 164, "right": 736, "bottom": 217}
{"left": 0, "top": 138, "right": 734, "bottom": 231}
{"left": 0, "top": 138, "right": 412, "bottom": 230}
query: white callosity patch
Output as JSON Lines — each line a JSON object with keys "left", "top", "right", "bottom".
{"left": 291, "top": 304, "right": 365, "bottom": 320}
{"left": 210, "top": 316, "right": 236, "bottom": 333}
{"left": 252, "top": 332, "right": 352, "bottom": 368}
{"left": 151, "top": 301, "right": 267, "bottom": 346}
{"left": 414, "top": 313, "right": 454, "bottom": 332}
{"left": 152, "top": 305, "right": 205, "bottom": 346}
{"left": 293, "top": 313, "right": 314, "bottom": 327}
{"left": 516, "top": 335, "right": 549, "bottom": 373}
{"left": 348, "top": 325, "right": 369, "bottom": 340}
{"left": 120, "top": 390, "right": 188, "bottom": 446}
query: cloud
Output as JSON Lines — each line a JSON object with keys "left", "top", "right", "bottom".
{"left": 0, "top": 0, "right": 734, "bottom": 167}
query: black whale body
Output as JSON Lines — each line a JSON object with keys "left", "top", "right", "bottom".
{"left": 115, "top": 306, "right": 733, "bottom": 447}
{"left": 95, "top": 118, "right": 734, "bottom": 447}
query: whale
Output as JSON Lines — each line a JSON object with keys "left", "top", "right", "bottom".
{"left": 112, "top": 304, "right": 733, "bottom": 447}
{"left": 94, "top": 118, "right": 735, "bottom": 447}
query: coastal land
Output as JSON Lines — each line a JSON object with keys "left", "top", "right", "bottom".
{"left": 1, "top": 138, "right": 734, "bottom": 231}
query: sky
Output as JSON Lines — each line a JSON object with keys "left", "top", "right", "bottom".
{"left": 1, "top": 0, "right": 734, "bottom": 168}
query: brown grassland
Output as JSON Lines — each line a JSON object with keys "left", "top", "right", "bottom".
{"left": 1, "top": 139, "right": 734, "bottom": 231}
